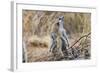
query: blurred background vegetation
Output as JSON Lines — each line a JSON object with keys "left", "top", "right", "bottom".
{"left": 22, "top": 10, "right": 91, "bottom": 38}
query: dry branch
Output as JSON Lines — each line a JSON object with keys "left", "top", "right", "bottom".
{"left": 68, "top": 32, "right": 91, "bottom": 49}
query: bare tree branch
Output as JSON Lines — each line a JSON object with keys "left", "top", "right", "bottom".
{"left": 68, "top": 32, "right": 91, "bottom": 49}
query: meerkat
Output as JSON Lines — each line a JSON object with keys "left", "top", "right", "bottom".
{"left": 49, "top": 16, "right": 71, "bottom": 60}
{"left": 49, "top": 23, "right": 64, "bottom": 60}
{"left": 58, "top": 16, "right": 69, "bottom": 48}
{"left": 57, "top": 16, "right": 70, "bottom": 58}
{"left": 49, "top": 32, "right": 57, "bottom": 53}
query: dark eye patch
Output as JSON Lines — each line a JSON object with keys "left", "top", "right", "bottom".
{"left": 59, "top": 18, "right": 62, "bottom": 20}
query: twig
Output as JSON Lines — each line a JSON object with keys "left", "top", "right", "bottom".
{"left": 68, "top": 32, "right": 91, "bottom": 49}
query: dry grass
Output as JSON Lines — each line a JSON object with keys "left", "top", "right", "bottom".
{"left": 28, "top": 35, "right": 51, "bottom": 48}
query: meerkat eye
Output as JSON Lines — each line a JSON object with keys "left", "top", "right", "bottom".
{"left": 59, "top": 18, "right": 62, "bottom": 20}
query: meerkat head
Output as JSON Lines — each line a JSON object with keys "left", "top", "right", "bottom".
{"left": 58, "top": 16, "right": 64, "bottom": 22}
{"left": 58, "top": 16, "right": 64, "bottom": 28}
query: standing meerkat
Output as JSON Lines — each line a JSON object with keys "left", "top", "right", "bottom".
{"left": 49, "top": 22, "right": 63, "bottom": 60}
{"left": 58, "top": 16, "right": 69, "bottom": 48}
{"left": 49, "top": 16, "right": 70, "bottom": 60}
{"left": 49, "top": 32, "right": 57, "bottom": 53}
{"left": 57, "top": 16, "right": 70, "bottom": 58}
